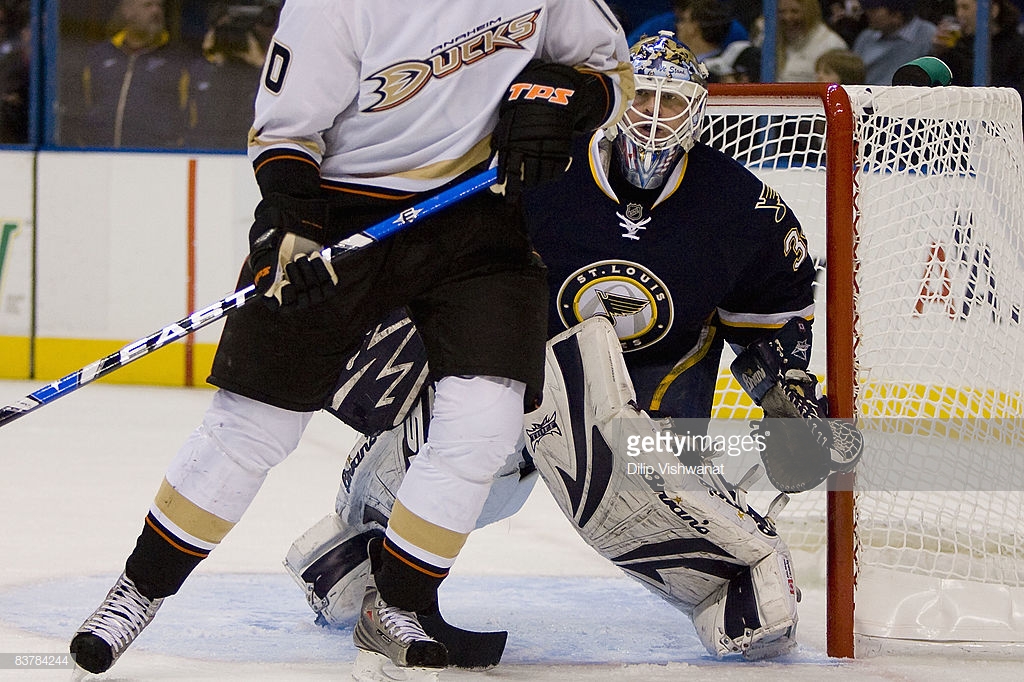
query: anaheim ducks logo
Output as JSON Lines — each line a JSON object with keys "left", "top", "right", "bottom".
{"left": 558, "top": 260, "right": 673, "bottom": 352}
{"left": 364, "top": 12, "right": 540, "bottom": 112}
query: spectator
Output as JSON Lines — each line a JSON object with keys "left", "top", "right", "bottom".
{"left": 825, "top": 0, "right": 869, "bottom": 46}
{"left": 815, "top": 47, "right": 868, "bottom": 83}
{"left": 608, "top": 0, "right": 673, "bottom": 37}
{"left": 676, "top": 0, "right": 762, "bottom": 81}
{"left": 0, "top": 0, "right": 28, "bottom": 143}
{"left": 775, "top": 0, "right": 849, "bottom": 82}
{"left": 852, "top": 0, "right": 936, "bottom": 85}
{"left": 185, "top": 4, "right": 271, "bottom": 150}
{"left": 630, "top": 0, "right": 750, "bottom": 47}
{"left": 63, "top": 0, "right": 189, "bottom": 148}
{"left": 0, "top": 0, "right": 26, "bottom": 48}
{"left": 931, "top": 0, "right": 1024, "bottom": 97}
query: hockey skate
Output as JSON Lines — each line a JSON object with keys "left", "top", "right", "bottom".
{"left": 69, "top": 572, "right": 163, "bottom": 674}
{"left": 352, "top": 559, "right": 448, "bottom": 680}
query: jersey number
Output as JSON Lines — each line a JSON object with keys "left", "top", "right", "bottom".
{"left": 784, "top": 227, "right": 808, "bottom": 271}
{"left": 264, "top": 42, "right": 291, "bottom": 94}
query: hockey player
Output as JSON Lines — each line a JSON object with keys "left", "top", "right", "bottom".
{"left": 287, "top": 32, "right": 863, "bottom": 666}
{"left": 68, "top": 1, "right": 632, "bottom": 678}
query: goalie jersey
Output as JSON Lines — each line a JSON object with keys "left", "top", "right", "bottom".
{"left": 523, "top": 132, "right": 817, "bottom": 418}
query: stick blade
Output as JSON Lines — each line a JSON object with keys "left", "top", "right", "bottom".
{"left": 418, "top": 607, "right": 507, "bottom": 670}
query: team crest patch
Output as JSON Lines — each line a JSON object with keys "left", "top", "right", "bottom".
{"left": 557, "top": 259, "right": 673, "bottom": 352}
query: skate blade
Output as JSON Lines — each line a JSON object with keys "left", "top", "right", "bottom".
{"left": 351, "top": 649, "right": 441, "bottom": 682}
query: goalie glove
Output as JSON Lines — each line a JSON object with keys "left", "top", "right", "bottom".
{"left": 491, "top": 60, "right": 612, "bottom": 201}
{"left": 731, "top": 319, "right": 864, "bottom": 493}
{"left": 248, "top": 194, "right": 339, "bottom": 311}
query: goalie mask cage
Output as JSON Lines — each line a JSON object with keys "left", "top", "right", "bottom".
{"left": 702, "top": 83, "right": 1024, "bottom": 658}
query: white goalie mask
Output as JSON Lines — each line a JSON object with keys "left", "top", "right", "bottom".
{"left": 616, "top": 32, "right": 710, "bottom": 189}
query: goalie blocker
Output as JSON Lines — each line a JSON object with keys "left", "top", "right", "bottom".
{"left": 729, "top": 317, "right": 864, "bottom": 493}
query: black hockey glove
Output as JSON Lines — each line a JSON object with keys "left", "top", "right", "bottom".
{"left": 491, "top": 60, "right": 611, "bottom": 202}
{"left": 247, "top": 194, "right": 339, "bottom": 311}
{"left": 731, "top": 319, "right": 864, "bottom": 493}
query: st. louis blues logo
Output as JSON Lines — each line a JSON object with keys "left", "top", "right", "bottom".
{"left": 557, "top": 259, "right": 673, "bottom": 352}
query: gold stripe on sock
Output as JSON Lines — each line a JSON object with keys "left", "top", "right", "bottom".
{"left": 153, "top": 478, "right": 235, "bottom": 544}
{"left": 389, "top": 500, "right": 468, "bottom": 561}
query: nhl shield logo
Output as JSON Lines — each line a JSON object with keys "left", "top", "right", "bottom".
{"left": 625, "top": 203, "right": 643, "bottom": 222}
{"left": 557, "top": 259, "right": 673, "bottom": 352}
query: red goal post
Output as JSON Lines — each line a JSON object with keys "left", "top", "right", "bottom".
{"left": 703, "top": 82, "right": 1024, "bottom": 659}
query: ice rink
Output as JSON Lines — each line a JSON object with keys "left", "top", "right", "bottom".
{"left": 1, "top": 379, "right": 1021, "bottom": 681}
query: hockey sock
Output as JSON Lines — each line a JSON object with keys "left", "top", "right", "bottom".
{"left": 124, "top": 512, "right": 210, "bottom": 599}
{"left": 373, "top": 537, "right": 447, "bottom": 613}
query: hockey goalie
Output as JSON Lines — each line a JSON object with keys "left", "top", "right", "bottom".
{"left": 287, "top": 315, "right": 813, "bottom": 664}
{"left": 284, "top": 32, "right": 864, "bottom": 668}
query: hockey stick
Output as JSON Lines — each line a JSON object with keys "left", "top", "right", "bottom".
{"left": 0, "top": 168, "right": 498, "bottom": 428}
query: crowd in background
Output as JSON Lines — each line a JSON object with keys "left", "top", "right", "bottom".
{"left": 0, "top": 0, "right": 279, "bottom": 148}
{"left": 612, "top": 0, "right": 1024, "bottom": 90}
{"left": 2, "top": 0, "right": 1024, "bottom": 148}
{"left": 55, "top": 0, "right": 279, "bottom": 150}
{"left": 0, "top": 0, "right": 29, "bottom": 143}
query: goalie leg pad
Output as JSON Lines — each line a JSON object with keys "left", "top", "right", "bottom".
{"left": 692, "top": 549, "right": 799, "bottom": 660}
{"left": 335, "top": 393, "right": 431, "bottom": 528}
{"left": 525, "top": 317, "right": 797, "bottom": 619}
{"left": 283, "top": 513, "right": 383, "bottom": 628}
{"left": 302, "top": 390, "right": 533, "bottom": 626}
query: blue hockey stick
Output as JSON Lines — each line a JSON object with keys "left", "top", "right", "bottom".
{"left": 0, "top": 168, "right": 498, "bottom": 428}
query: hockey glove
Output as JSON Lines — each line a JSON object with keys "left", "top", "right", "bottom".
{"left": 248, "top": 194, "right": 339, "bottom": 311}
{"left": 491, "top": 60, "right": 611, "bottom": 201}
{"left": 731, "top": 320, "right": 864, "bottom": 493}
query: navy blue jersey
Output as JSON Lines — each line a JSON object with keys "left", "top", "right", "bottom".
{"left": 523, "top": 132, "right": 816, "bottom": 416}
{"left": 326, "top": 131, "right": 817, "bottom": 427}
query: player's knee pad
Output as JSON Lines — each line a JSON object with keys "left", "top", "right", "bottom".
{"left": 427, "top": 375, "right": 526, "bottom": 475}
{"left": 166, "top": 389, "right": 313, "bottom": 522}
{"left": 525, "top": 317, "right": 799, "bottom": 644}
{"left": 283, "top": 512, "right": 383, "bottom": 628}
{"left": 334, "top": 387, "right": 535, "bottom": 532}
{"left": 692, "top": 549, "right": 799, "bottom": 660}
{"left": 398, "top": 375, "right": 526, "bottom": 532}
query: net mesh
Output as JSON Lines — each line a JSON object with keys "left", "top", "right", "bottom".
{"left": 701, "top": 86, "right": 1024, "bottom": 639}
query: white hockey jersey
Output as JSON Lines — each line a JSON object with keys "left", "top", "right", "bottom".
{"left": 247, "top": 0, "right": 632, "bottom": 192}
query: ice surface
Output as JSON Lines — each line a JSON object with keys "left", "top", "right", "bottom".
{"left": 1, "top": 380, "right": 1021, "bottom": 681}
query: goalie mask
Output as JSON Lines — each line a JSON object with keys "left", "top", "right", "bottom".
{"left": 616, "top": 31, "right": 709, "bottom": 189}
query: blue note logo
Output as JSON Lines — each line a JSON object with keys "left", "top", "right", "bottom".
{"left": 556, "top": 259, "right": 673, "bottom": 352}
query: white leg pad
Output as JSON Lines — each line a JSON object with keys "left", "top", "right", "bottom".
{"left": 283, "top": 512, "right": 378, "bottom": 628}
{"left": 525, "top": 317, "right": 800, "bottom": 656}
{"left": 692, "top": 549, "right": 800, "bottom": 660}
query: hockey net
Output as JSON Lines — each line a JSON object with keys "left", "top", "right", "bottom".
{"left": 702, "top": 83, "right": 1024, "bottom": 657}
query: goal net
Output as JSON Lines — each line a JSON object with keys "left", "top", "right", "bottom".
{"left": 701, "top": 83, "right": 1024, "bottom": 657}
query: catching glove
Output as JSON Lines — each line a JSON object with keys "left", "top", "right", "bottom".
{"left": 491, "top": 60, "right": 611, "bottom": 201}
{"left": 247, "top": 194, "right": 339, "bottom": 311}
{"left": 731, "top": 319, "right": 864, "bottom": 493}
